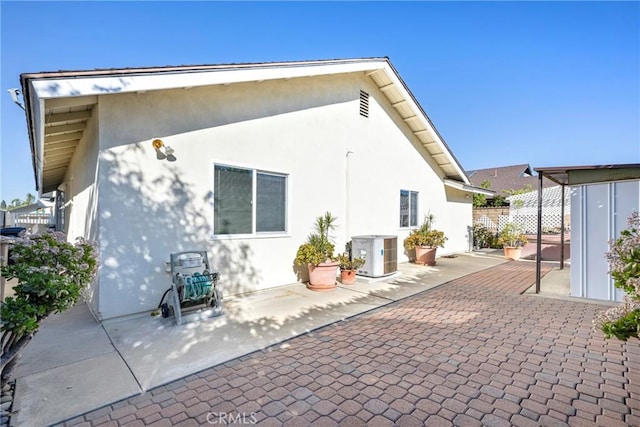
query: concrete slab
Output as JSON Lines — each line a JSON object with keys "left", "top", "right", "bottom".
{"left": 12, "top": 353, "right": 140, "bottom": 427}
{"left": 525, "top": 265, "right": 619, "bottom": 306}
{"left": 13, "top": 304, "right": 114, "bottom": 378}
{"left": 103, "top": 285, "right": 392, "bottom": 390}
{"left": 525, "top": 266, "right": 571, "bottom": 298}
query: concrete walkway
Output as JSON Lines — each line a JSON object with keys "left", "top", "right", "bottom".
{"left": 12, "top": 252, "right": 509, "bottom": 426}
{"left": 53, "top": 260, "right": 639, "bottom": 426}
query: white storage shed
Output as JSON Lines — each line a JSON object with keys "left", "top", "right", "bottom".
{"left": 533, "top": 164, "right": 640, "bottom": 302}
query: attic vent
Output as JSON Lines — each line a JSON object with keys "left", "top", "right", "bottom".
{"left": 359, "top": 90, "right": 369, "bottom": 117}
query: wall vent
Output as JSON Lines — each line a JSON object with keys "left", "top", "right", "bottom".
{"left": 359, "top": 90, "right": 369, "bottom": 117}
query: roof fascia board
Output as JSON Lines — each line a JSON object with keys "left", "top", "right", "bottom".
{"left": 23, "top": 79, "right": 45, "bottom": 193}
{"left": 29, "top": 60, "right": 388, "bottom": 99}
{"left": 535, "top": 164, "right": 640, "bottom": 186}
{"left": 380, "top": 62, "right": 470, "bottom": 184}
{"left": 568, "top": 168, "right": 640, "bottom": 186}
{"left": 443, "top": 179, "right": 495, "bottom": 195}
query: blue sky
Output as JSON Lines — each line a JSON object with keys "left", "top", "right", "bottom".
{"left": 1, "top": 1, "right": 639, "bottom": 203}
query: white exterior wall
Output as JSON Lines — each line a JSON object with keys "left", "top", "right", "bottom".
{"left": 62, "top": 104, "right": 101, "bottom": 313}
{"left": 90, "top": 72, "right": 472, "bottom": 319}
{"left": 570, "top": 180, "right": 640, "bottom": 301}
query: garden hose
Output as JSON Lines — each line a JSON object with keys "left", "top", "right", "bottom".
{"left": 182, "top": 272, "right": 213, "bottom": 302}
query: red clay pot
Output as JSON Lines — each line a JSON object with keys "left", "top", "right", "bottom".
{"left": 307, "top": 261, "right": 339, "bottom": 291}
{"left": 503, "top": 246, "right": 522, "bottom": 261}
{"left": 415, "top": 246, "right": 437, "bottom": 266}
{"left": 340, "top": 269, "right": 357, "bottom": 285}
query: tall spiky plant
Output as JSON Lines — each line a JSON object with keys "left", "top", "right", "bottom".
{"left": 295, "top": 212, "right": 339, "bottom": 266}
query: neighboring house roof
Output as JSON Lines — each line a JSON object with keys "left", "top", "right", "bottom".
{"left": 20, "top": 57, "right": 471, "bottom": 194}
{"left": 466, "top": 164, "right": 554, "bottom": 197}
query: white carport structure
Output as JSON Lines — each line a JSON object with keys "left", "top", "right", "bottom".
{"left": 533, "top": 164, "right": 640, "bottom": 301}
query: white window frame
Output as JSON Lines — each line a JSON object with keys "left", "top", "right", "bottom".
{"left": 400, "top": 189, "right": 419, "bottom": 228}
{"left": 212, "top": 162, "right": 289, "bottom": 239}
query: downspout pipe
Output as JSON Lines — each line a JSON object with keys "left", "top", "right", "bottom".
{"left": 345, "top": 148, "right": 354, "bottom": 246}
{"left": 535, "top": 172, "right": 543, "bottom": 293}
{"left": 560, "top": 184, "right": 565, "bottom": 270}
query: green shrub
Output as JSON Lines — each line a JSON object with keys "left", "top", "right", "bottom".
{"left": 1, "top": 231, "right": 98, "bottom": 381}
{"left": 294, "top": 212, "right": 338, "bottom": 266}
{"left": 403, "top": 214, "right": 447, "bottom": 250}
{"left": 594, "top": 212, "right": 640, "bottom": 341}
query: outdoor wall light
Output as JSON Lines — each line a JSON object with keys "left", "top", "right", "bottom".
{"left": 152, "top": 138, "right": 177, "bottom": 162}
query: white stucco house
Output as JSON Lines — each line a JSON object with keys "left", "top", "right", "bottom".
{"left": 20, "top": 58, "right": 490, "bottom": 320}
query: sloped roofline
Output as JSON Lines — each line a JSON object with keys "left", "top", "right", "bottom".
{"left": 467, "top": 163, "right": 532, "bottom": 176}
{"left": 21, "top": 57, "right": 471, "bottom": 192}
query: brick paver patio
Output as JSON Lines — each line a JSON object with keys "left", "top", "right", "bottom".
{"left": 61, "top": 262, "right": 640, "bottom": 426}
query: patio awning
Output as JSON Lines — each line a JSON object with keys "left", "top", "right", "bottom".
{"left": 534, "top": 164, "right": 640, "bottom": 186}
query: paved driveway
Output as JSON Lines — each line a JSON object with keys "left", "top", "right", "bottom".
{"left": 61, "top": 262, "right": 639, "bottom": 426}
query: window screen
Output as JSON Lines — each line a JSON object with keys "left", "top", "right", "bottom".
{"left": 400, "top": 189, "right": 419, "bottom": 228}
{"left": 257, "top": 173, "right": 286, "bottom": 232}
{"left": 214, "top": 165, "right": 287, "bottom": 235}
{"left": 214, "top": 166, "right": 253, "bottom": 234}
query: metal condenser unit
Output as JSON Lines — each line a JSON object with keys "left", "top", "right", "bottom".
{"left": 351, "top": 235, "right": 397, "bottom": 278}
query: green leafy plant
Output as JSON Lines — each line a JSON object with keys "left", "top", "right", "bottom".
{"left": 1, "top": 231, "right": 98, "bottom": 382}
{"left": 472, "top": 223, "right": 495, "bottom": 249}
{"left": 594, "top": 212, "right": 640, "bottom": 341}
{"left": 497, "top": 222, "right": 528, "bottom": 248}
{"left": 491, "top": 195, "right": 508, "bottom": 207}
{"left": 403, "top": 213, "right": 448, "bottom": 250}
{"left": 294, "top": 212, "right": 338, "bottom": 266}
{"left": 337, "top": 253, "right": 365, "bottom": 271}
{"left": 472, "top": 180, "right": 491, "bottom": 208}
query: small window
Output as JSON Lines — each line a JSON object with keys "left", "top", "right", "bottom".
{"left": 400, "top": 190, "right": 419, "bottom": 228}
{"left": 214, "top": 164, "right": 287, "bottom": 235}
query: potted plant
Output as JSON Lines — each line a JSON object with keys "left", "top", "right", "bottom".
{"left": 497, "top": 222, "right": 528, "bottom": 261}
{"left": 403, "top": 213, "right": 447, "bottom": 266}
{"left": 337, "top": 253, "right": 366, "bottom": 285}
{"left": 294, "top": 212, "right": 340, "bottom": 291}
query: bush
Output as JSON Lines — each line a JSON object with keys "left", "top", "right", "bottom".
{"left": 497, "top": 222, "right": 528, "bottom": 248}
{"left": 294, "top": 212, "right": 338, "bottom": 266}
{"left": 472, "top": 223, "right": 491, "bottom": 248}
{"left": 593, "top": 212, "right": 640, "bottom": 341}
{"left": 1, "top": 231, "right": 98, "bottom": 381}
{"left": 403, "top": 214, "right": 447, "bottom": 250}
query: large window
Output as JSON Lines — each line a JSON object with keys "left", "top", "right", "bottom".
{"left": 400, "top": 190, "right": 418, "bottom": 228}
{"left": 214, "top": 165, "right": 287, "bottom": 235}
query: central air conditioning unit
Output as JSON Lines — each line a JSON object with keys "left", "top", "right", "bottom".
{"left": 351, "top": 235, "right": 398, "bottom": 278}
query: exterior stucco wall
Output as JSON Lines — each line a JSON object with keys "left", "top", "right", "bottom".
{"left": 63, "top": 104, "right": 101, "bottom": 313}
{"left": 92, "top": 73, "right": 472, "bottom": 319}
{"left": 570, "top": 180, "right": 640, "bottom": 301}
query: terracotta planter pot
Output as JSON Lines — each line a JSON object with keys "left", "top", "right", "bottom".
{"left": 503, "top": 246, "right": 522, "bottom": 261}
{"left": 340, "top": 269, "right": 357, "bottom": 285}
{"left": 307, "top": 261, "right": 339, "bottom": 291}
{"left": 415, "top": 246, "right": 437, "bottom": 266}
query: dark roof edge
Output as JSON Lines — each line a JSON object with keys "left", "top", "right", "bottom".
{"left": 19, "top": 57, "right": 389, "bottom": 81}
{"left": 535, "top": 163, "right": 640, "bottom": 186}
